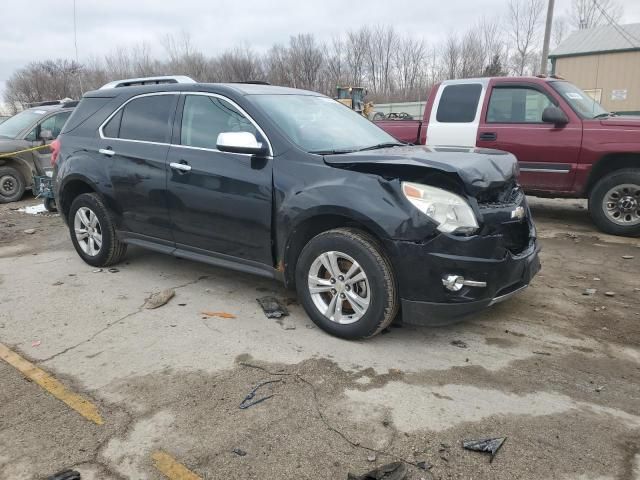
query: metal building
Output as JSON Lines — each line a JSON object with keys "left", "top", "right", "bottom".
{"left": 550, "top": 23, "right": 640, "bottom": 114}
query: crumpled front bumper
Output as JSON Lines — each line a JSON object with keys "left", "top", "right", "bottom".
{"left": 384, "top": 215, "right": 541, "bottom": 326}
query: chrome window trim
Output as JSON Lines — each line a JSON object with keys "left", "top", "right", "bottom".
{"left": 98, "top": 91, "right": 179, "bottom": 144}
{"left": 98, "top": 91, "right": 273, "bottom": 158}
{"left": 179, "top": 92, "right": 273, "bottom": 157}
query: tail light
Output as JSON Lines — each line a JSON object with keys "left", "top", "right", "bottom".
{"left": 50, "top": 138, "right": 61, "bottom": 166}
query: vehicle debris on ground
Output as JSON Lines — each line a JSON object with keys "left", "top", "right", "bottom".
{"left": 462, "top": 437, "right": 506, "bottom": 462}
{"left": 257, "top": 296, "right": 289, "bottom": 319}
{"left": 143, "top": 289, "right": 175, "bottom": 309}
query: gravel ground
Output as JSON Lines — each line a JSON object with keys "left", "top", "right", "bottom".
{"left": 0, "top": 195, "right": 639, "bottom": 480}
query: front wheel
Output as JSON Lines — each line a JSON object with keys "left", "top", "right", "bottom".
{"left": 589, "top": 169, "right": 640, "bottom": 237}
{"left": 295, "top": 228, "right": 398, "bottom": 339}
{"left": 68, "top": 193, "right": 127, "bottom": 267}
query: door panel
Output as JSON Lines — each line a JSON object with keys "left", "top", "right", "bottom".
{"left": 98, "top": 93, "right": 178, "bottom": 240}
{"left": 166, "top": 146, "right": 272, "bottom": 264}
{"left": 477, "top": 85, "right": 582, "bottom": 192}
{"left": 166, "top": 93, "right": 273, "bottom": 265}
{"left": 98, "top": 139, "right": 173, "bottom": 240}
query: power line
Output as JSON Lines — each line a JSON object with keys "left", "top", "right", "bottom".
{"left": 592, "top": 0, "right": 640, "bottom": 47}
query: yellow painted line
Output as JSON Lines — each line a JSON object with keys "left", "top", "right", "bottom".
{"left": 152, "top": 451, "right": 202, "bottom": 480}
{"left": 0, "top": 342, "right": 104, "bottom": 425}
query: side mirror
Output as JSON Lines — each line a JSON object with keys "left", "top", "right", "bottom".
{"left": 542, "top": 106, "right": 569, "bottom": 126}
{"left": 39, "top": 129, "right": 54, "bottom": 141}
{"left": 216, "top": 131, "right": 267, "bottom": 156}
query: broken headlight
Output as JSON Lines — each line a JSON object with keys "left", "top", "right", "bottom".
{"left": 402, "top": 182, "right": 479, "bottom": 234}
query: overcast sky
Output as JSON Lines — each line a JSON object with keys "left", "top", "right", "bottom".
{"left": 2, "top": 0, "right": 640, "bottom": 97}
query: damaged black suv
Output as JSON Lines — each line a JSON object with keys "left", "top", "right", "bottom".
{"left": 54, "top": 77, "right": 540, "bottom": 339}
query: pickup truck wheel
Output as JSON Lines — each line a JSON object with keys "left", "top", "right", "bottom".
{"left": 68, "top": 193, "right": 127, "bottom": 267}
{"left": 0, "top": 166, "right": 26, "bottom": 204}
{"left": 589, "top": 169, "right": 640, "bottom": 237}
{"left": 295, "top": 228, "right": 398, "bottom": 339}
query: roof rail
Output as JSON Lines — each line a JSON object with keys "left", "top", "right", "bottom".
{"left": 99, "top": 75, "right": 196, "bottom": 90}
{"left": 230, "top": 80, "right": 271, "bottom": 85}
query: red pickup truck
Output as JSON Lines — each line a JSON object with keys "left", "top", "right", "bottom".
{"left": 376, "top": 76, "right": 640, "bottom": 237}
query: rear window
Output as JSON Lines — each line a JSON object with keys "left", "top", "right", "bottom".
{"left": 436, "top": 84, "right": 482, "bottom": 123}
{"left": 117, "top": 95, "right": 175, "bottom": 143}
{"left": 61, "top": 97, "right": 112, "bottom": 134}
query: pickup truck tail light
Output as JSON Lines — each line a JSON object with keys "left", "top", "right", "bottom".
{"left": 50, "top": 139, "right": 60, "bottom": 166}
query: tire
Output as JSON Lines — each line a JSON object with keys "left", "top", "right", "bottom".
{"left": 44, "top": 197, "right": 57, "bottom": 212}
{"left": 295, "top": 228, "right": 398, "bottom": 339}
{"left": 589, "top": 168, "right": 640, "bottom": 237}
{"left": 0, "top": 166, "right": 26, "bottom": 204}
{"left": 68, "top": 193, "right": 127, "bottom": 267}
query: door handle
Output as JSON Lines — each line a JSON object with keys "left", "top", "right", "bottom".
{"left": 99, "top": 148, "right": 115, "bottom": 157}
{"left": 170, "top": 161, "right": 192, "bottom": 173}
{"left": 479, "top": 132, "right": 497, "bottom": 141}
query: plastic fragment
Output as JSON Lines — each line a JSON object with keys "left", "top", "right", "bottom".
{"left": 201, "top": 311, "right": 236, "bottom": 319}
{"left": 450, "top": 340, "right": 467, "bottom": 348}
{"left": 347, "top": 462, "right": 407, "bottom": 480}
{"left": 46, "top": 470, "right": 81, "bottom": 480}
{"left": 257, "top": 296, "right": 289, "bottom": 318}
{"left": 462, "top": 437, "right": 506, "bottom": 462}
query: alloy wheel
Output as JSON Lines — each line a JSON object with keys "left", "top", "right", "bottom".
{"left": 307, "top": 251, "right": 370, "bottom": 324}
{"left": 74, "top": 207, "right": 103, "bottom": 256}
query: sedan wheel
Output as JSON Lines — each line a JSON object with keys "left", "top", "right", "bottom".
{"left": 74, "top": 206, "right": 103, "bottom": 257}
{"left": 307, "top": 251, "right": 371, "bottom": 324}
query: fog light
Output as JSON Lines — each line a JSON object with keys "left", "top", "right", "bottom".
{"left": 442, "top": 275, "right": 487, "bottom": 291}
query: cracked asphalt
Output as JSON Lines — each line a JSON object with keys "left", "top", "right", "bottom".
{"left": 1, "top": 196, "right": 639, "bottom": 480}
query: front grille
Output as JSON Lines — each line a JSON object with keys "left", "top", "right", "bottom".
{"left": 477, "top": 181, "right": 523, "bottom": 209}
{"left": 501, "top": 220, "right": 530, "bottom": 255}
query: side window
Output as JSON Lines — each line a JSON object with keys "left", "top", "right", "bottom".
{"left": 487, "top": 87, "right": 554, "bottom": 123}
{"left": 180, "top": 95, "right": 257, "bottom": 150}
{"left": 436, "top": 84, "right": 482, "bottom": 123}
{"left": 102, "top": 109, "right": 123, "bottom": 138}
{"left": 118, "top": 95, "right": 175, "bottom": 143}
{"left": 27, "top": 111, "right": 71, "bottom": 140}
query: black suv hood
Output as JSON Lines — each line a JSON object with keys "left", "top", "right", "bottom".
{"left": 324, "top": 145, "right": 519, "bottom": 195}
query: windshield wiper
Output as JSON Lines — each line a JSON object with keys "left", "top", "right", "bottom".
{"left": 356, "top": 142, "right": 405, "bottom": 152}
{"left": 593, "top": 112, "right": 615, "bottom": 119}
{"left": 309, "top": 148, "right": 356, "bottom": 155}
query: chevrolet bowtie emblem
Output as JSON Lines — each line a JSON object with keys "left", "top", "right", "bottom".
{"left": 511, "top": 206, "right": 526, "bottom": 220}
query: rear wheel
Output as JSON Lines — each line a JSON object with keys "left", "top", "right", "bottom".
{"left": 295, "top": 228, "right": 398, "bottom": 339}
{"left": 68, "top": 193, "right": 127, "bottom": 267}
{"left": 0, "top": 166, "right": 25, "bottom": 204}
{"left": 589, "top": 169, "right": 640, "bottom": 237}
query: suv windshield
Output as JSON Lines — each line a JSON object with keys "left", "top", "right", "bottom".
{"left": 251, "top": 94, "right": 399, "bottom": 154}
{"left": 550, "top": 81, "right": 608, "bottom": 119}
{"left": 0, "top": 109, "right": 48, "bottom": 139}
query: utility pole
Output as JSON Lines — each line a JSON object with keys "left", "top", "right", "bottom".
{"left": 540, "top": 0, "right": 555, "bottom": 74}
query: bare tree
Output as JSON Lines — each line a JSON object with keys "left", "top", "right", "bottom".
{"left": 552, "top": 16, "right": 568, "bottom": 48}
{"left": 442, "top": 34, "right": 460, "bottom": 79}
{"left": 460, "top": 27, "right": 485, "bottom": 78}
{"left": 345, "top": 28, "right": 370, "bottom": 87}
{"left": 394, "top": 36, "right": 426, "bottom": 99}
{"left": 288, "top": 34, "right": 324, "bottom": 90}
{"left": 506, "top": 0, "right": 544, "bottom": 75}
{"left": 569, "top": 0, "right": 623, "bottom": 30}
{"left": 4, "top": 60, "right": 84, "bottom": 112}
{"left": 365, "top": 26, "right": 398, "bottom": 97}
